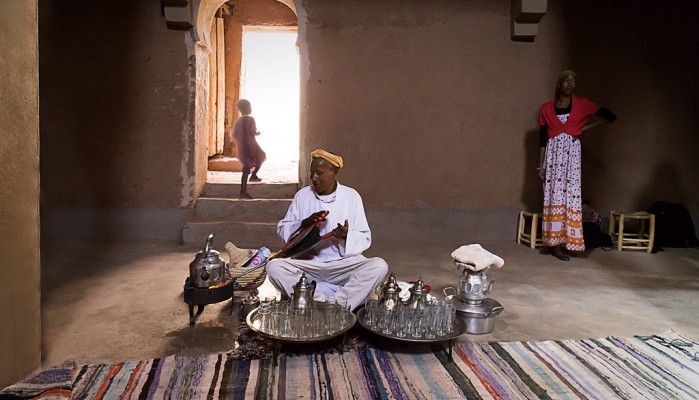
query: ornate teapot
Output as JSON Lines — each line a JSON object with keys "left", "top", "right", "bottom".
{"left": 241, "top": 288, "right": 260, "bottom": 318}
{"left": 291, "top": 272, "right": 316, "bottom": 309}
{"left": 444, "top": 261, "right": 493, "bottom": 305}
{"left": 403, "top": 277, "right": 431, "bottom": 310}
{"left": 189, "top": 233, "right": 227, "bottom": 288}
{"left": 378, "top": 273, "right": 402, "bottom": 310}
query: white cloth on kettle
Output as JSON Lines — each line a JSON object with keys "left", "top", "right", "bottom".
{"left": 451, "top": 244, "right": 505, "bottom": 271}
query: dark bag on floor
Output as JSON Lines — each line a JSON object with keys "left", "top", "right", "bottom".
{"left": 583, "top": 222, "right": 613, "bottom": 249}
{"left": 647, "top": 201, "right": 698, "bottom": 250}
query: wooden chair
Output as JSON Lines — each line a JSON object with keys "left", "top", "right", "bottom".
{"left": 609, "top": 211, "right": 655, "bottom": 253}
{"left": 517, "top": 211, "right": 545, "bottom": 249}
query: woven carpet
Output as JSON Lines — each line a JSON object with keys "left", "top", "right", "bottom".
{"left": 2, "top": 329, "right": 698, "bottom": 399}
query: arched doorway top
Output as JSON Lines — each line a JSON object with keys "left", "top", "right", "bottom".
{"left": 196, "top": 0, "right": 297, "bottom": 51}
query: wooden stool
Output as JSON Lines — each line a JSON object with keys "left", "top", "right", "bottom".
{"left": 517, "top": 211, "right": 545, "bottom": 249}
{"left": 609, "top": 211, "right": 655, "bottom": 252}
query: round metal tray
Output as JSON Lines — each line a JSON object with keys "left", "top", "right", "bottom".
{"left": 246, "top": 305, "right": 356, "bottom": 343}
{"left": 356, "top": 308, "right": 465, "bottom": 343}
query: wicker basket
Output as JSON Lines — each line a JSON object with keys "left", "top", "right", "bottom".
{"left": 228, "top": 265, "right": 267, "bottom": 298}
{"left": 224, "top": 242, "right": 267, "bottom": 297}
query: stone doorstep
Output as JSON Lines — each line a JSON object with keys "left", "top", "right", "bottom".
{"left": 184, "top": 181, "right": 296, "bottom": 248}
{"left": 207, "top": 157, "right": 243, "bottom": 172}
{"left": 194, "top": 197, "right": 291, "bottom": 222}
{"left": 202, "top": 182, "right": 298, "bottom": 199}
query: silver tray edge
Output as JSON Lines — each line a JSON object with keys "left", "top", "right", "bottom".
{"left": 245, "top": 307, "right": 357, "bottom": 343}
{"left": 356, "top": 308, "right": 466, "bottom": 343}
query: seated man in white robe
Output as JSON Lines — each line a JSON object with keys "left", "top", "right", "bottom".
{"left": 266, "top": 149, "right": 388, "bottom": 311}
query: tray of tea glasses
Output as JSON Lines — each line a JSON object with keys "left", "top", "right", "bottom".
{"left": 356, "top": 305, "right": 465, "bottom": 343}
{"left": 246, "top": 301, "right": 356, "bottom": 343}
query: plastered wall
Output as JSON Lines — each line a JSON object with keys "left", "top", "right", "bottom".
{"left": 297, "top": 0, "right": 699, "bottom": 240}
{"left": 0, "top": 1, "right": 40, "bottom": 388}
{"left": 37, "top": 0, "right": 699, "bottom": 244}
{"left": 39, "top": 1, "right": 198, "bottom": 242}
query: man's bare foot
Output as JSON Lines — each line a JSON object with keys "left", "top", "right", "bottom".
{"left": 249, "top": 176, "right": 262, "bottom": 182}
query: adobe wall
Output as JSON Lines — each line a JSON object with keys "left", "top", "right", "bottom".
{"left": 37, "top": 0, "right": 699, "bottom": 244}
{"left": 0, "top": 1, "right": 40, "bottom": 388}
{"left": 298, "top": 0, "right": 699, "bottom": 242}
{"left": 39, "top": 1, "right": 198, "bottom": 242}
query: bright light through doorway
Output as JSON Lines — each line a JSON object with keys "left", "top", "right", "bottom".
{"left": 240, "top": 27, "right": 300, "bottom": 172}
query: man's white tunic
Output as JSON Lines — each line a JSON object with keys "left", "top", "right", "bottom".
{"left": 277, "top": 184, "right": 370, "bottom": 261}
{"left": 267, "top": 183, "right": 388, "bottom": 310}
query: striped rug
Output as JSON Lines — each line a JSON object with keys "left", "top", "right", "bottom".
{"left": 2, "top": 329, "right": 698, "bottom": 399}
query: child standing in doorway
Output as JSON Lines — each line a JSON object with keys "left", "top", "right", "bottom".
{"left": 232, "top": 99, "right": 266, "bottom": 199}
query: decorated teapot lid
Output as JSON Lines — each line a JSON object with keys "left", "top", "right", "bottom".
{"left": 409, "top": 277, "right": 430, "bottom": 295}
{"left": 242, "top": 288, "right": 259, "bottom": 304}
{"left": 382, "top": 273, "right": 401, "bottom": 295}
{"left": 294, "top": 272, "right": 314, "bottom": 291}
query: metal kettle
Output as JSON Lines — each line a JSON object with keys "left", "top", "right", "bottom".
{"left": 189, "top": 234, "right": 227, "bottom": 288}
{"left": 403, "top": 277, "right": 431, "bottom": 310}
{"left": 291, "top": 272, "right": 316, "bottom": 309}
{"left": 378, "top": 273, "right": 402, "bottom": 310}
{"left": 456, "top": 261, "right": 492, "bottom": 304}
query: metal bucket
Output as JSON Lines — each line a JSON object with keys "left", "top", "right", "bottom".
{"left": 454, "top": 298, "right": 503, "bottom": 334}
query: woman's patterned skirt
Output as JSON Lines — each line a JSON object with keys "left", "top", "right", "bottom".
{"left": 542, "top": 133, "right": 584, "bottom": 251}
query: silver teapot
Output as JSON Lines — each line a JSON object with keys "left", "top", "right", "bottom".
{"left": 189, "top": 234, "right": 227, "bottom": 288}
{"left": 403, "top": 277, "right": 430, "bottom": 310}
{"left": 378, "top": 273, "right": 402, "bottom": 310}
{"left": 444, "top": 261, "right": 493, "bottom": 305}
{"left": 291, "top": 272, "right": 316, "bottom": 309}
{"left": 241, "top": 288, "right": 260, "bottom": 318}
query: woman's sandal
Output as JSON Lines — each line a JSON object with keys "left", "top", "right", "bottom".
{"left": 564, "top": 248, "right": 584, "bottom": 258}
{"left": 551, "top": 246, "right": 570, "bottom": 261}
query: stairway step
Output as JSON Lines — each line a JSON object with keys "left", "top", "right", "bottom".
{"left": 195, "top": 198, "right": 290, "bottom": 222}
{"left": 202, "top": 182, "right": 298, "bottom": 199}
{"left": 183, "top": 221, "right": 280, "bottom": 249}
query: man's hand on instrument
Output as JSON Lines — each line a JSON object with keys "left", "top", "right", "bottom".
{"left": 301, "top": 210, "right": 328, "bottom": 228}
{"left": 332, "top": 219, "right": 349, "bottom": 239}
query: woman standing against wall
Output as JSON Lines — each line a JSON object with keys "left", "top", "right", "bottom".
{"left": 538, "top": 70, "right": 617, "bottom": 261}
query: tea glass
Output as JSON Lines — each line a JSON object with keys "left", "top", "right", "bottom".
{"left": 270, "top": 309, "right": 284, "bottom": 336}
{"left": 395, "top": 305, "right": 410, "bottom": 338}
{"left": 257, "top": 307, "right": 271, "bottom": 333}
{"left": 364, "top": 299, "right": 380, "bottom": 328}
{"left": 324, "top": 301, "right": 340, "bottom": 334}
{"left": 412, "top": 308, "right": 426, "bottom": 338}
{"left": 381, "top": 307, "right": 396, "bottom": 335}
{"left": 312, "top": 307, "right": 326, "bottom": 337}
{"left": 444, "top": 299, "right": 456, "bottom": 333}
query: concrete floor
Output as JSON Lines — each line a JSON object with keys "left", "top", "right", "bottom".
{"left": 39, "top": 162, "right": 699, "bottom": 366}
{"left": 40, "top": 238, "right": 699, "bottom": 368}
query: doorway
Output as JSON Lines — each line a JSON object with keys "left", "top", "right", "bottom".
{"left": 239, "top": 26, "right": 299, "bottom": 183}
